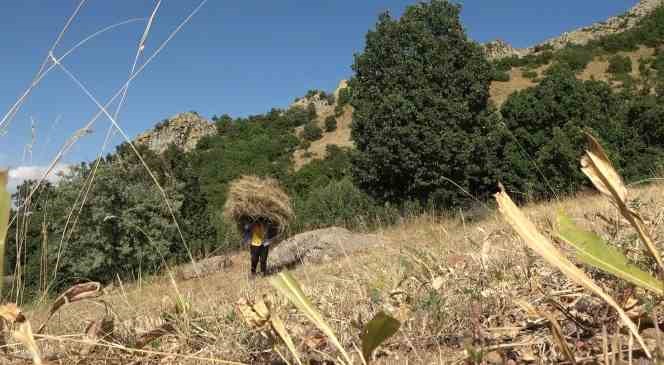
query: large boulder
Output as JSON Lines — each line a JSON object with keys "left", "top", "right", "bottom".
{"left": 268, "top": 227, "right": 384, "bottom": 271}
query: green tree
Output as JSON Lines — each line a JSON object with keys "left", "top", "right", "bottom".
{"left": 302, "top": 121, "right": 323, "bottom": 141}
{"left": 499, "top": 67, "right": 631, "bottom": 199}
{"left": 554, "top": 45, "right": 594, "bottom": 72}
{"left": 324, "top": 115, "right": 337, "bottom": 132}
{"left": 607, "top": 54, "right": 633, "bottom": 75}
{"left": 349, "top": 0, "right": 496, "bottom": 206}
{"left": 337, "top": 86, "right": 352, "bottom": 107}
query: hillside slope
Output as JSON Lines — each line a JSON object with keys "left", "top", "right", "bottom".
{"left": 292, "top": 1, "right": 664, "bottom": 165}
{"left": 483, "top": 0, "right": 663, "bottom": 59}
{"left": 32, "top": 182, "right": 664, "bottom": 363}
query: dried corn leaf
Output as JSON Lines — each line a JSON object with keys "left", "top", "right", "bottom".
{"left": 39, "top": 282, "right": 101, "bottom": 333}
{"left": 0, "top": 303, "right": 20, "bottom": 322}
{"left": 269, "top": 313, "right": 302, "bottom": 365}
{"left": 514, "top": 300, "right": 575, "bottom": 364}
{"left": 269, "top": 272, "right": 353, "bottom": 365}
{"left": 134, "top": 323, "right": 175, "bottom": 349}
{"left": 236, "top": 296, "right": 302, "bottom": 365}
{"left": 13, "top": 313, "right": 42, "bottom": 365}
{"left": 557, "top": 212, "right": 663, "bottom": 295}
{"left": 81, "top": 316, "right": 114, "bottom": 356}
{"left": 581, "top": 132, "right": 664, "bottom": 271}
{"left": 236, "top": 297, "right": 269, "bottom": 329}
{"left": 495, "top": 186, "right": 651, "bottom": 358}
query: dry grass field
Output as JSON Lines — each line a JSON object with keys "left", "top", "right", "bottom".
{"left": 12, "top": 181, "right": 663, "bottom": 364}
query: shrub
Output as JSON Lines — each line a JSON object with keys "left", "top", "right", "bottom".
{"left": 533, "top": 43, "right": 554, "bottom": 52}
{"left": 302, "top": 121, "right": 323, "bottom": 141}
{"left": 554, "top": 45, "right": 594, "bottom": 72}
{"left": 307, "top": 103, "right": 317, "bottom": 120}
{"left": 281, "top": 106, "right": 311, "bottom": 128}
{"left": 492, "top": 69, "right": 510, "bottom": 82}
{"left": 350, "top": 0, "right": 499, "bottom": 206}
{"left": 337, "top": 86, "right": 352, "bottom": 106}
{"left": 292, "top": 178, "right": 396, "bottom": 232}
{"left": 607, "top": 55, "right": 633, "bottom": 75}
{"left": 653, "top": 51, "right": 664, "bottom": 73}
{"left": 324, "top": 116, "right": 337, "bottom": 132}
{"left": 522, "top": 70, "right": 538, "bottom": 80}
{"left": 305, "top": 89, "right": 320, "bottom": 98}
{"left": 299, "top": 139, "right": 311, "bottom": 150}
{"left": 8, "top": 145, "right": 218, "bottom": 292}
{"left": 498, "top": 66, "right": 664, "bottom": 200}
{"left": 621, "top": 97, "right": 664, "bottom": 178}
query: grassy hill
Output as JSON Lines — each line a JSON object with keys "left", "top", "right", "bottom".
{"left": 5, "top": 1, "right": 664, "bottom": 364}
{"left": 292, "top": 2, "right": 664, "bottom": 166}
{"left": 295, "top": 42, "right": 663, "bottom": 165}
{"left": 28, "top": 181, "right": 664, "bottom": 363}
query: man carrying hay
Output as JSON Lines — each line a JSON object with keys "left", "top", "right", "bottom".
{"left": 243, "top": 218, "right": 275, "bottom": 276}
{"left": 223, "top": 175, "right": 294, "bottom": 277}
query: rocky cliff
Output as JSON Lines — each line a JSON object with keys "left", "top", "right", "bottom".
{"left": 484, "top": 0, "right": 663, "bottom": 59}
{"left": 134, "top": 112, "right": 216, "bottom": 154}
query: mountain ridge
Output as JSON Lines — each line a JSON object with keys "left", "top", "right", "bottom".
{"left": 483, "top": 0, "right": 664, "bottom": 59}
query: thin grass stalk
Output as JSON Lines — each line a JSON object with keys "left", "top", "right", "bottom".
{"left": 50, "top": 1, "right": 162, "bottom": 292}
{"left": 0, "top": 0, "right": 87, "bottom": 133}
{"left": 0, "top": 171, "right": 10, "bottom": 298}
{"left": 38, "top": 0, "right": 210, "bottom": 284}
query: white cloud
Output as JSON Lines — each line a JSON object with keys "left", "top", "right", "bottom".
{"left": 6, "top": 164, "right": 71, "bottom": 195}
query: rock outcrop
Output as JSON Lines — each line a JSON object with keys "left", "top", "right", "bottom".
{"left": 135, "top": 112, "right": 216, "bottom": 154}
{"left": 484, "top": 0, "right": 664, "bottom": 60}
{"left": 290, "top": 91, "right": 335, "bottom": 116}
{"left": 483, "top": 39, "right": 528, "bottom": 60}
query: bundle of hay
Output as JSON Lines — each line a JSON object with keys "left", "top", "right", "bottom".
{"left": 223, "top": 175, "right": 294, "bottom": 233}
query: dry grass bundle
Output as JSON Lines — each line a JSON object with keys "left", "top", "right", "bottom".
{"left": 223, "top": 175, "right": 294, "bottom": 233}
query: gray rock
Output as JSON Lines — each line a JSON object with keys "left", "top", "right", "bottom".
{"left": 134, "top": 112, "right": 216, "bottom": 154}
{"left": 268, "top": 227, "right": 384, "bottom": 271}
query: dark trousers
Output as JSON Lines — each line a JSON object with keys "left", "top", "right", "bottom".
{"left": 250, "top": 245, "right": 269, "bottom": 275}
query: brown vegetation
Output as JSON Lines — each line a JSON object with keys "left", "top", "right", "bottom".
{"left": 223, "top": 175, "right": 294, "bottom": 232}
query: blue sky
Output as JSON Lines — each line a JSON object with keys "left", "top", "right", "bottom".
{"left": 0, "top": 0, "right": 639, "bottom": 177}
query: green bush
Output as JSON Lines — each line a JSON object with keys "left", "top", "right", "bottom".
{"left": 307, "top": 103, "right": 317, "bottom": 120}
{"left": 492, "top": 69, "right": 510, "bottom": 82}
{"left": 337, "top": 87, "right": 352, "bottom": 106}
{"left": 499, "top": 66, "right": 664, "bottom": 200}
{"left": 299, "top": 139, "right": 311, "bottom": 150}
{"left": 324, "top": 116, "right": 337, "bottom": 132}
{"left": 554, "top": 45, "right": 594, "bottom": 72}
{"left": 653, "top": 51, "right": 664, "bottom": 73}
{"left": 292, "top": 178, "right": 397, "bottom": 232}
{"left": 492, "top": 51, "right": 553, "bottom": 72}
{"left": 302, "top": 122, "right": 323, "bottom": 141}
{"left": 607, "top": 55, "right": 633, "bottom": 75}
{"left": 533, "top": 43, "right": 554, "bottom": 53}
{"left": 7, "top": 145, "right": 217, "bottom": 293}
{"left": 522, "top": 70, "right": 538, "bottom": 80}
{"left": 350, "top": 0, "right": 499, "bottom": 207}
